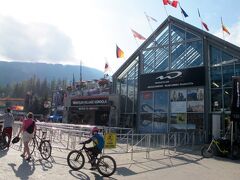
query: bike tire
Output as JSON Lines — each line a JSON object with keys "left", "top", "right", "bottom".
{"left": 201, "top": 145, "right": 214, "bottom": 158}
{"left": 29, "top": 138, "right": 36, "bottom": 155}
{"left": 67, "top": 150, "right": 85, "bottom": 170}
{"left": 0, "top": 133, "right": 8, "bottom": 150}
{"left": 39, "top": 140, "right": 52, "bottom": 160}
{"left": 97, "top": 155, "right": 116, "bottom": 177}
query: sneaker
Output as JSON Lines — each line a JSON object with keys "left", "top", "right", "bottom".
{"left": 20, "top": 154, "right": 25, "bottom": 158}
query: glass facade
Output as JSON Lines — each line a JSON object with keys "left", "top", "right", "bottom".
{"left": 139, "top": 24, "right": 204, "bottom": 133}
{"left": 116, "top": 58, "right": 138, "bottom": 127}
{"left": 209, "top": 45, "right": 240, "bottom": 112}
{"left": 115, "top": 17, "right": 240, "bottom": 134}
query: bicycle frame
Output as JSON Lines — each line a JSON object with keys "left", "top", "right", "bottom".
{"left": 207, "top": 139, "right": 229, "bottom": 154}
{"left": 32, "top": 130, "right": 47, "bottom": 150}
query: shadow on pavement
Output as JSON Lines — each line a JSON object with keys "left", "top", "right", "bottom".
{"left": 69, "top": 169, "right": 90, "bottom": 180}
{"left": 0, "top": 148, "right": 9, "bottom": 158}
{"left": 115, "top": 152, "right": 203, "bottom": 177}
{"left": 8, "top": 159, "right": 35, "bottom": 179}
{"left": 91, "top": 171, "right": 117, "bottom": 180}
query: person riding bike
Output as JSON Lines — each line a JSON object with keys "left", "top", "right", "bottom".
{"left": 80, "top": 127, "right": 105, "bottom": 170}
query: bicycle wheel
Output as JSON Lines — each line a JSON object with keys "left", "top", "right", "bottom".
{"left": 39, "top": 140, "right": 52, "bottom": 160}
{"left": 29, "top": 138, "right": 36, "bottom": 155}
{"left": 0, "top": 133, "right": 8, "bottom": 150}
{"left": 97, "top": 155, "right": 116, "bottom": 177}
{"left": 201, "top": 145, "right": 214, "bottom": 158}
{"left": 67, "top": 150, "right": 85, "bottom": 170}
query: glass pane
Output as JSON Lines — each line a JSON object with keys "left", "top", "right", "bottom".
{"left": 187, "top": 113, "right": 203, "bottom": 130}
{"left": 155, "top": 25, "right": 169, "bottom": 46}
{"left": 139, "top": 113, "right": 153, "bottom": 133}
{"left": 222, "top": 51, "right": 233, "bottom": 63}
{"left": 154, "top": 47, "right": 169, "bottom": 72}
{"left": 235, "top": 63, "right": 240, "bottom": 76}
{"left": 153, "top": 113, "right": 168, "bottom": 132}
{"left": 143, "top": 49, "right": 155, "bottom": 73}
{"left": 210, "top": 46, "right": 221, "bottom": 66}
{"left": 140, "top": 92, "right": 153, "bottom": 113}
{"left": 224, "top": 88, "right": 232, "bottom": 111}
{"left": 185, "top": 41, "right": 203, "bottom": 68}
{"left": 211, "top": 89, "right": 222, "bottom": 111}
{"left": 171, "top": 25, "right": 185, "bottom": 43}
{"left": 170, "top": 89, "right": 187, "bottom": 113}
{"left": 211, "top": 66, "right": 222, "bottom": 88}
{"left": 187, "top": 88, "right": 204, "bottom": 113}
{"left": 171, "top": 43, "right": 186, "bottom": 69}
{"left": 170, "top": 113, "right": 187, "bottom": 131}
{"left": 222, "top": 65, "right": 234, "bottom": 87}
{"left": 186, "top": 31, "right": 198, "bottom": 40}
{"left": 120, "top": 77, "right": 127, "bottom": 113}
{"left": 154, "top": 90, "right": 168, "bottom": 112}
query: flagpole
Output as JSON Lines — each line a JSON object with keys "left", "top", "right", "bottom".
{"left": 198, "top": 8, "right": 203, "bottom": 31}
{"left": 163, "top": 5, "right": 168, "bottom": 17}
{"left": 221, "top": 17, "right": 225, "bottom": 40}
{"left": 144, "top": 12, "right": 154, "bottom": 32}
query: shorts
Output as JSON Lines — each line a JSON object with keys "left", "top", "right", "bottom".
{"left": 22, "top": 131, "right": 33, "bottom": 143}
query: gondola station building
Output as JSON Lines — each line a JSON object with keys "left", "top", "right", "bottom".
{"left": 112, "top": 16, "right": 240, "bottom": 139}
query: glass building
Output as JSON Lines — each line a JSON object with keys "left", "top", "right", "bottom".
{"left": 112, "top": 16, "right": 240, "bottom": 136}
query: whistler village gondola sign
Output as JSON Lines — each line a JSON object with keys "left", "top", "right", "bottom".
{"left": 71, "top": 97, "right": 109, "bottom": 106}
{"left": 140, "top": 67, "right": 205, "bottom": 91}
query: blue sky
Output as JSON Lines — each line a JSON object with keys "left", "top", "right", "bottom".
{"left": 0, "top": 0, "right": 239, "bottom": 75}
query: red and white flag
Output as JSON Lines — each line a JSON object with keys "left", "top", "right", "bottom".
{"left": 163, "top": 0, "right": 178, "bottom": 8}
{"left": 131, "top": 29, "right": 146, "bottom": 40}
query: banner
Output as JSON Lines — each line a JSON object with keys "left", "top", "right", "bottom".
{"left": 231, "top": 76, "right": 240, "bottom": 122}
{"left": 140, "top": 67, "right": 205, "bottom": 91}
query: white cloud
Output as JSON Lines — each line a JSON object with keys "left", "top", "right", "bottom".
{"left": 0, "top": 15, "right": 74, "bottom": 64}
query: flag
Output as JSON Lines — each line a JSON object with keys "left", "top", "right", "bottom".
{"left": 198, "top": 8, "right": 209, "bottom": 31}
{"left": 116, "top": 45, "right": 124, "bottom": 58}
{"left": 104, "top": 62, "right": 109, "bottom": 72}
{"left": 163, "top": 0, "right": 178, "bottom": 8}
{"left": 201, "top": 21, "right": 209, "bottom": 31}
{"left": 131, "top": 29, "right": 146, "bottom": 40}
{"left": 144, "top": 12, "right": 157, "bottom": 22}
{"left": 221, "top": 17, "right": 230, "bottom": 35}
{"left": 180, "top": 6, "right": 188, "bottom": 18}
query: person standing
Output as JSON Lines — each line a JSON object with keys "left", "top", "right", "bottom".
{"left": 17, "top": 112, "right": 36, "bottom": 161}
{"left": 0, "top": 107, "right": 15, "bottom": 147}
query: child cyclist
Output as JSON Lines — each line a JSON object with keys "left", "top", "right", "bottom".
{"left": 80, "top": 127, "right": 105, "bottom": 170}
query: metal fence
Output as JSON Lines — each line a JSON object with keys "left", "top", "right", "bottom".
{"left": 13, "top": 122, "right": 206, "bottom": 159}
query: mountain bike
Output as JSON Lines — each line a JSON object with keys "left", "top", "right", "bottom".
{"left": 29, "top": 129, "right": 52, "bottom": 160}
{"left": 67, "top": 142, "right": 116, "bottom": 177}
{"left": 201, "top": 137, "right": 231, "bottom": 158}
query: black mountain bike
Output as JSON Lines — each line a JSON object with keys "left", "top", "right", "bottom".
{"left": 29, "top": 129, "right": 52, "bottom": 160}
{"left": 201, "top": 137, "right": 240, "bottom": 159}
{"left": 67, "top": 143, "right": 116, "bottom": 177}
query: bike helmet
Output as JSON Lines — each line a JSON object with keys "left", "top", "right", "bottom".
{"left": 91, "top": 127, "right": 99, "bottom": 135}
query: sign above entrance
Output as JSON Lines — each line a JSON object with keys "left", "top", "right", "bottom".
{"left": 71, "top": 97, "right": 109, "bottom": 106}
{"left": 139, "top": 67, "right": 205, "bottom": 91}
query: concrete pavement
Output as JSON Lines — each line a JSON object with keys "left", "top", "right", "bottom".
{"left": 0, "top": 144, "right": 240, "bottom": 180}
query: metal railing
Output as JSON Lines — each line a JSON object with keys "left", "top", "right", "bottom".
{"left": 13, "top": 122, "right": 206, "bottom": 159}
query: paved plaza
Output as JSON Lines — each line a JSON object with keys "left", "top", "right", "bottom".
{"left": 0, "top": 144, "right": 240, "bottom": 180}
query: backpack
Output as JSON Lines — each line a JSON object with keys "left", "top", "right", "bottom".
{"left": 26, "top": 121, "right": 35, "bottom": 134}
